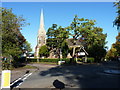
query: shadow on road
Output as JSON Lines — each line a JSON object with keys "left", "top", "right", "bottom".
{"left": 39, "top": 62, "right": 120, "bottom": 88}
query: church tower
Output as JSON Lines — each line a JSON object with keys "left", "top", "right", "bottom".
{"left": 35, "top": 9, "right": 46, "bottom": 58}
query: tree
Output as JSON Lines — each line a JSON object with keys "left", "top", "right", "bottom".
{"left": 114, "top": 1, "right": 120, "bottom": 31}
{"left": 85, "top": 27, "right": 107, "bottom": 62}
{"left": 67, "top": 15, "right": 96, "bottom": 57}
{"left": 107, "top": 1, "right": 120, "bottom": 61}
{"left": 114, "top": 33, "right": 120, "bottom": 56}
{"left": 47, "top": 24, "right": 58, "bottom": 50}
{"left": 23, "top": 41, "right": 32, "bottom": 53}
{"left": 108, "top": 33, "right": 120, "bottom": 60}
{"left": 61, "top": 40, "right": 69, "bottom": 58}
{"left": 67, "top": 15, "right": 107, "bottom": 62}
{"left": 1, "top": 8, "right": 30, "bottom": 64}
{"left": 47, "top": 24, "right": 69, "bottom": 59}
{"left": 39, "top": 45, "right": 49, "bottom": 57}
{"left": 113, "top": 1, "right": 120, "bottom": 58}
{"left": 105, "top": 45, "right": 118, "bottom": 60}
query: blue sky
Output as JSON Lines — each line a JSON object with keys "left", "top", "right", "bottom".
{"left": 2, "top": 2, "right": 118, "bottom": 52}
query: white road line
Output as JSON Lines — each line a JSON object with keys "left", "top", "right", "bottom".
{"left": 10, "top": 73, "right": 32, "bottom": 88}
{"left": 10, "top": 74, "right": 28, "bottom": 86}
{"left": 22, "top": 73, "right": 32, "bottom": 81}
{"left": 16, "top": 73, "right": 32, "bottom": 88}
{"left": 10, "top": 77, "right": 22, "bottom": 86}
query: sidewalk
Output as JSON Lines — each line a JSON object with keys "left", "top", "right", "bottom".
{"left": 0, "top": 63, "right": 57, "bottom": 84}
{"left": 11, "top": 68, "right": 37, "bottom": 83}
{"left": 0, "top": 66, "right": 37, "bottom": 85}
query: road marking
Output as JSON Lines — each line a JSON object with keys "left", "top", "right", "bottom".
{"left": 10, "top": 74, "right": 28, "bottom": 86}
{"left": 10, "top": 77, "right": 22, "bottom": 86}
{"left": 16, "top": 73, "right": 32, "bottom": 88}
{"left": 22, "top": 73, "right": 32, "bottom": 81}
{"left": 10, "top": 73, "right": 32, "bottom": 88}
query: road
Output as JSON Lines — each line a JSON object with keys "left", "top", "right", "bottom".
{"left": 16, "top": 62, "right": 120, "bottom": 88}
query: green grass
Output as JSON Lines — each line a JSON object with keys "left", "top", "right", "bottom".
{"left": 22, "top": 65, "right": 38, "bottom": 69}
{"left": 11, "top": 65, "right": 38, "bottom": 70}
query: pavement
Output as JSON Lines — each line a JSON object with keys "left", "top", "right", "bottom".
{"left": 0, "top": 61, "right": 120, "bottom": 89}
{"left": 19, "top": 61, "right": 120, "bottom": 88}
{"left": 0, "top": 64, "right": 38, "bottom": 86}
{"left": 0, "top": 63, "right": 58, "bottom": 82}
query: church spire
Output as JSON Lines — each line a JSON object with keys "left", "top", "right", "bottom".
{"left": 40, "top": 9, "right": 44, "bottom": 29}
{"left": 35, "top": 9, "right": 46, "bottom": 58}
{"left": 38, "top": 9, "right": 46, "bottom": 35}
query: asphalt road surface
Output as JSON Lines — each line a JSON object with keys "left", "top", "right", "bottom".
{"left": 16, "top": 62, "right": 120, "bottom": 89}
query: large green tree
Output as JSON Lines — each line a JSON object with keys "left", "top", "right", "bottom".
{"left": 23, "top": 41, "right": 32, "bottom": 53}
{"left": 1, "top": 8, "right": 30, "bottom": 61}
{"left": 105, "top": 2, "right": 120, "bottom": 61}
{"left": 114, "top": 1, "right": 120, "bottom": 31}
{"left": 106, "top": 1, "right": 120, "bottom": 60}
{"left": 105, "top": 45, "right": 118, "bottom": 60}
{"left": 39, "top": 45, "right": 49, "bottom": 57}
{"left": 61, "top": 40, "right": 69, "bottom": 58}
{"left": 113, "top": 1, "right": 120, "bottom": 57}
{"left": 47, "top": 24, "right": 69, "bottom": 59}
{"left": 107, "top": 33, "right": 120, "bottom": 60}
{"left": 67, "top": 15, "right": 107, "bottom": 62}
{"left": 114, "top": 33, "right": 120, "bottom": 56}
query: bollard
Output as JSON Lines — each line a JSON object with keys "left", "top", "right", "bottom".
{"left": 1, "top": 70, "right": 11, "bottom": 90}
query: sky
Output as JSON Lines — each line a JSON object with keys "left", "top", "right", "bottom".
{"left": 2, "top": 2, "right": 119, "bottom": 52}
{"left": 1, "top": 0, "right": 116, "bottom": 2}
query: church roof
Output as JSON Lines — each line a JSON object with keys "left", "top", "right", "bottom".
{"left": 66, "top": 38, "right": 82, "bottom": 47}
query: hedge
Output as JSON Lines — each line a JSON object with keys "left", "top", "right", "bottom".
{"left": 27, "top": 57, "right": 94, "bottom": 63}
{"left": 75, "top": 57, "right": 95, "bottom": 63}
{"left": 87, "top": 57, "right": 95, "bottom": 63}
{"left": 27, "top": 58, "right": 70, "bottom": 63}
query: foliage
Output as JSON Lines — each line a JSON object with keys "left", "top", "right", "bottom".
{"left": 105, "top": 47, "right": 117, "bottom": 60}
{"left": 47, "top": 24, "right": 69, "bottom": 58}
{"left": 107, "top": 2, "right": 120, "bottom": 61}
{"left": 23, "top": 41, "right": 32, "bottom": 53}
{"left": 114, "top": 1, "right": 120, "bottom": 31}
{"left": 106, "top": 33, "right": 120, "bottom": 60}
{"left": 28, "top": 58, "right": 70, "bottom": 64}
{"left": 1, "top": 7, "right": 30, "bottom": 67}
{"left": 2, "top": 57, "right": 11, "bottom": 70}
{"left": 87, "top": 45, "right": 106, "bottom": 62}
{"left": 61, "top": 40, "right": 69, "bottom": 58}
{"left": 87, "top": 57, "right": 95, "bottom": 63}
{"left": 67, "top": 15, "right": 96, "bottom": 46}
{"left": 113, "top": 33, "right": 120, "bottom": 56}
{"left": 46, "top": 15, "right": 107, "bottom": 62}
{"left": 39, "top": 45, "right": 49, "bottom": 57}
{"left": 67, "top": 15, "right": 107, "bottom": 62}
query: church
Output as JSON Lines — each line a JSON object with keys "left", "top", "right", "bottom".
{"left": 34, "top": 9, "right": 88, "bottom": 59}
{"left": 34, "top": 9, "right": 46, "bottom": 58}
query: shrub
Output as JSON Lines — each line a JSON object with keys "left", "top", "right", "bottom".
{"left": 40, "top": 58, "right": 59, "bottom": 63}
{"left": 76, "top": 58, "right": 83, "bottom": 62}
{"left": 62, "top": 58, "right": 70, "bottom": 64}
{"left": 28, "top": 58, "right": 71, "bottom": 64}
{"left": 28, "top": 58, "right": 38, "bottom": 62}
{"left": 87, "top": 57, "right": 95, "bottom": 63}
